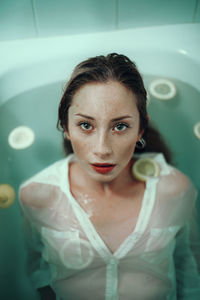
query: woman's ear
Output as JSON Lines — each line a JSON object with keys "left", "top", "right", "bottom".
{"left": 65, "top": 131, "right": 71, "bottom": 140}
{"left": 137, "top": 115, "right": 149, "bottom": 141}
{"left": 63, "top": 126, "right": 71, "bottom": 140}
{"left": 137, "top": 129, "right": 144, "bottom": 142}
{"left": 146, "top": 114, "right": 150, "bottom": 122}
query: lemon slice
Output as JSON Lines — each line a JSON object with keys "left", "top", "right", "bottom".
{"left": 132, "top": 158, "right": 160, "bottom": 181}
{"left": 148, "top": 78, "right": 176, "bottom": 100}
{"left": 0, "top": 184, "right": 15, "bottom": 208}
{"left": 194, "top": 121, "right": 200, "bottom": 140}
{"left": 8, "top": 126, "right": 35, "bottom": 150}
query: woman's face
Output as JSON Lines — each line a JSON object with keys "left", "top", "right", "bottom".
{"left": 65, "top": 81, "right": 143, "bottom": 183}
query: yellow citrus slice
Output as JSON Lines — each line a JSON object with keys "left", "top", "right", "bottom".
{"left": 132, "top": 158, "right": 160, "bottom": 182}
{"left": 0, "top": 184, "right": 15, "bottom": 208}
{"left": 194, "top": 121, "right": 200, "bottom": 140}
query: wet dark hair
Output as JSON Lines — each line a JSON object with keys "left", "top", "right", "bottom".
{"left": 57, "top": 53, "right": 171, "bottom": 163}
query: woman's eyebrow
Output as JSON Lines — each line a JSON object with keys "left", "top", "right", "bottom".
{"left": 111, "top": 116, "right": 133, "bottom": 122}
{"left": 75, "top": 113, "right": 133, "bottom": 121}
{"left": 75, "top": 113, "right": 94, "bottom": 120}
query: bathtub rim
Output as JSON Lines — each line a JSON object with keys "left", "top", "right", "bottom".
{"left": 0, "top": 23, "right": 200, "bottom": 104}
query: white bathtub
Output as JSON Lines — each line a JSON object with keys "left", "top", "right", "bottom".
{"left": 0, "top": 23, "right": 200, "bottom": 103}
{"left": 0, "top": 24, "right": 200, "bottom": 299}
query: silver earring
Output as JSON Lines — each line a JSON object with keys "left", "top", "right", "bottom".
{"left": 136, "top": 138, "right": 146, "bottom": 149}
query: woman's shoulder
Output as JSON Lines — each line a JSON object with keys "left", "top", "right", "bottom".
{"left": 137, "top": 152, "right": 197, "bottom": 199}
{"left": 19, "top": 154, "right": 75, "bottom": 208}
{"left": 157, "top": 153, "right": 197, "bottom": 203}
{"left": 20, "top": 154, "right": 74, "bottom": 187}
{"left": 19, "top": 181, "right": 61, "bottom": 209}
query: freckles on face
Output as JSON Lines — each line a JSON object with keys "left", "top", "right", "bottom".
{"left": 66, "top": 81, "right": 142, "bottom": 177}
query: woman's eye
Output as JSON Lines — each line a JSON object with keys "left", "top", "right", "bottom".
{"left": 80, "top": 122, "right": 93, "bottom": 131}
{"left": 113, "top": 123, "right": 129, "bottom": 132}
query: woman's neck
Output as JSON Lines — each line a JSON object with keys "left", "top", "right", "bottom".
{"left": 69, "top": 158, "right": 135, "bottom": 198}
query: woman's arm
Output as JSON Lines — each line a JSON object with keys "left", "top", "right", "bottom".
{"left": 174, "top": 208, "right": 200, "bottom": 299}
{"left": 19, "top": 184, "right": 54, "bottom": 296}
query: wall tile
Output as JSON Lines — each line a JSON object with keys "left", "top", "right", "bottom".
{"left": 0, "top": 0, "right": 36, "bottom": 41}
{"left": 118, "top": 0, "right": 197, "bottom": 29}
{"left": 34, "top": 0, "right": 116, "bottom": 37}
{"left": 195, "top": 0, "right": 200, "bottom": 22}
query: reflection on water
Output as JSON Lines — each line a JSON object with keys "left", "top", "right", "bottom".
{"left": 0, "top": 77, "right": 200, "bottom": 299}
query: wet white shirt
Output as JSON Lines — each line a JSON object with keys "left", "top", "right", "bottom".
{"left": 19, "top": 153, "right": 200, "bottom": 300}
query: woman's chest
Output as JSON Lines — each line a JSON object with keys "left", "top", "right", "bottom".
{"left": 71, "top": 184, "right": 145, "bottom": 253}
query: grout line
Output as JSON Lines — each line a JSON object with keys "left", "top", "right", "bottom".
{"left": 115, "top": 0, "right": 119, "bottom": 30}
{"left": 193, "top": 0, "right": 199, "bottom": 22}
{"left": 31, "top": 0, "right": 39, "bottom": 36}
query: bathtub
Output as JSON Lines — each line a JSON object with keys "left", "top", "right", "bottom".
{"left": 0, "top": 23, "right": 200, "bottom": 299}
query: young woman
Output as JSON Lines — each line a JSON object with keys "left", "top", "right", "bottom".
{"left": 19, "top": 53, "right": 200, "bottom": 300}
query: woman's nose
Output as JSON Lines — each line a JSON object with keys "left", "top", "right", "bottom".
{"left": 93, "top": 132, "right": 113, "bottom": 158}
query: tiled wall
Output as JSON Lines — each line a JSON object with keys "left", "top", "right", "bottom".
{"left": 0, "top": 0, "right": 199, "bottom": 41}
{"left": 118, "top": 0, "right": 198, "bottom": 28}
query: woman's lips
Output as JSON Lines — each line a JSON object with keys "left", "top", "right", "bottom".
{"left": 91, "top": 163, "right": 116, "bottom": 174}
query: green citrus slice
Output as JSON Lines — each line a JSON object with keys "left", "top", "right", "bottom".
{"left": 132, "top": 158, "right": 160, "bottom": 182}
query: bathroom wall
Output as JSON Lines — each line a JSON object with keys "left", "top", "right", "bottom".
{"left": 0, "top": 0, "right": 199, "bottom": 41}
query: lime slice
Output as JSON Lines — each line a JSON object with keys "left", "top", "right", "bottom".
{"left": 194, "top": 122, "right": 200, "bottom": 140}
{"left": 132, "top": 158, "right": 160, "bottom": 182}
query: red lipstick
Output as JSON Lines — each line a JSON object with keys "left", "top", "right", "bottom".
{"left": 91, "top": 163, "right": 116, "bottom": 174}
